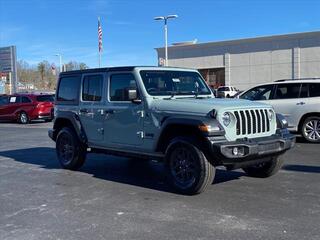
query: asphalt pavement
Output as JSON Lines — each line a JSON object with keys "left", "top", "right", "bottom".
{"left": 0, "top": 122, "right": 319, "bottom": 240}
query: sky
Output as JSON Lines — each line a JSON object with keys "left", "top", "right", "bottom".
{"left": 0, "top": 0, "right": 319, "bottom": 68}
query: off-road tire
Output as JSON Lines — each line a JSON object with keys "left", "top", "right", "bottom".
{"left": 301, "top": 116, "right": 320, "bottom": 143}
{"left": 56, "top": 127, "right": 86, "bottom": 170}
{"left": 242, "top": 155, "right": 284, "bottom": 178}
{"left": 165, "top": 137, "right": 215, "bottom": 195}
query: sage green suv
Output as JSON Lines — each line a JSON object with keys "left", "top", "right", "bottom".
{"left": 49, "top": 66, "right": 295, "bottom": 195}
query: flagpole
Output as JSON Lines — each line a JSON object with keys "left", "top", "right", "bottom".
{"left": 98, "top": 16, "right": 102, "bottom": 68}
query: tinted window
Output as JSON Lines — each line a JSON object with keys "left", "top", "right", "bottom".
{"left": 110, "top": 74, "right": 136, "bottom": 101}
{"left": 36, "top": 95, "right": 54, "bottom": 102}
{"left": 0, "top": 96, "right": 9, "bottom": 105}
{"left": 274, "top": 83, "right": 301, "bottom": 99}
{"left": 82, "top": 75, "right": 103, "bottom": 101}
{"left": 22, "top": 96, "right": 32, "bottom": 103}
{"left": 240, "top": 85, "right": 274, "bottom": 100}
{"left": 57, "top": 76, "right": 81, "bottom": 102}
{"left": 309, "top": 83, "right": 320, "bottom": 97}
{"left": 300, "top": 84, "right": 309, "bottom": 98}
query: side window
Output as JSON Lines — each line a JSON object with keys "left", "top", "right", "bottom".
{"left": 9, "top": 96, "right": 21, "bottom": 103}
{"left": 240, "top": 85, "right": 274, "bottom": 101}
{"left": 0, "top": 96, "right": 9, "bottom": 106}
{"left": 22, "top": 96, "right": 32, "bottom": 103}
{"left": 309, "top": 83, "right": 320, "bottom": 97}
{"left": 82, "top": 75, "right": 103, "bottom": 101}
{"left": 274, "top": 83, "right": 301, "bottom": 99}
{"left": 57, "top": 75, "right": 81, "bottom": 102}
{"left": 300, "top": 84, "right": 309, "bottom": 98}
{"left": 109, "top": 74, "right": 137, "bottom": 101}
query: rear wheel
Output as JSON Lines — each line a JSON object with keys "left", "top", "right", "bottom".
{"left": 165, "top": 137, "right": 215, "bottom": 195}
{"left": 301, "top": 116, "right": 320, "bottom": 143}
{"left": 19, "top": 111, "right": 29, "bottom": 124}
{"left": 56, "top": 127, "right": 86, "bottom": 170}
{"left": 242, "top": 156, "right": 284, "bottom": 178}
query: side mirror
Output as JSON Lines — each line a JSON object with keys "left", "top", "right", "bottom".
{"left": 125, "top": 88, "right": 141, "bottom": 103}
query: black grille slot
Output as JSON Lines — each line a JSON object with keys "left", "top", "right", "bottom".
{"left": 251, "top": 110, "right": 257, "bottom": 134}
{"left": 234, "top": 111, "right": 241, "bottom": 135}
{"left": 245, "top": 110, "right": 251, "bottom": 134}
{"left": 264, "top": 109, "right": 270, "bottom": 131}
{"left": 240, "top": 111, "right": 246, "bottom": 135}
{"left": 256, "top": 110, "right": 261, "bottom": 133}
{"left": 260, "top": 109, "right": 266, "bottom": 132}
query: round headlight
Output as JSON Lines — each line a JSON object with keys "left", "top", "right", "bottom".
{"left": 222, "top": 112, "right": 231, "bottom": 126}
{"left": 268, "top": 109, "right": 274, "bottom": 121}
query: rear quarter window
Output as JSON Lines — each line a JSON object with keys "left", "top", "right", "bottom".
{"left": 57, "top": 75, "right": 81, "bottom": 104}
{"left": 36, "top": 95, "right": 55, "bottom": 102}
{"left": 309, "top": 83, "right": 320, "bottom": 97}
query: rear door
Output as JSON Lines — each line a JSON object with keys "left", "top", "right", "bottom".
{"left": 6, "top": 96, "right": 22, "bottom": 119}
{"left": 267, "top": 83, "right": 302, "bottom": 130}
{"left": 78, "top": 73, "right": 105, "bottom": 145}
{"left": 0, "top": 96, "right": 9, "bottom": 119}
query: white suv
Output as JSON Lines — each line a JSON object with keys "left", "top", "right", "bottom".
{"left": 239, "top": 79, "right": 320, "bottom": 143}
{"left": 216, "top": 86, "right": 238, "bottom": 98}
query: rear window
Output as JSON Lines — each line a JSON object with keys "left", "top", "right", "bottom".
{"left": 36, "top": 95, "right": 55, "bottom": 102}
{"left": 218, "top": 87, "right": 229, "bottom": 91}
{"left": 274, "top": 83, "right": 301, "bottom": 99}
{"left": 309, "top": 83, "right": 320, "bottom": 97}
{"left": 57, "top": 75, "right": 81, "bottom": 102}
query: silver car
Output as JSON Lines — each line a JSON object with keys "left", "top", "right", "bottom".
{"left": 240, "top": 79, "right": 320, "bottom": 143}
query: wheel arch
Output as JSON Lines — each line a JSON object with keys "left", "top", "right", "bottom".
{"left": 52, "top": 113, "right": 87, "bottom": 144}
{"left": 298, "top": 112, "right": 320, "bottom": 133}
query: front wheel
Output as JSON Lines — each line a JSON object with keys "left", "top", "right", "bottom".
{"left": 242, "top": 156, "right": 284, "bottom": 178}
{"left": 301, "top": 116, "right": 320, "bottom": 143}
{"left": 165, "top": 138, "right": 215, "bottom": 195}
{"left": 56, "top": 127, "right": 86, "bottom": 170}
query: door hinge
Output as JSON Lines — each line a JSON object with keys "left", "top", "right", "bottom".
{"left": 137, "top": 131, "right": 144, "bottom": 138}
{"left": 97, "top": 128, "right": 104, "bottom": 135}
{"left": 137, "top": 110, "right": 145, "bottom": 118}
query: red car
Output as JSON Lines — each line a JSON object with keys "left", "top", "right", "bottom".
{"left": 0, "top": 93, "right": 54, "bottom": 124}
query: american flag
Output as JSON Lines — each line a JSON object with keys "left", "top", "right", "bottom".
{"left": 98, "top": 17, "right": 103, "bottom": 52}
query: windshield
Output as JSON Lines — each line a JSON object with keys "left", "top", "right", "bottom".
{"left": 36, "top": 95, "right": 55, "bottom": 102}
{"left": 140, "top": 70, "right": 211, "bottom": 96}
{"left": 240, "top": 85, "right": 274, "bottom": 101}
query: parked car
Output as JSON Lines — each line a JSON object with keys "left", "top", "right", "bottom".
{"left": 0, "top": 93, "right": 54, "bottom": 124}
{"left": 49, "top": 66, "right": 294, "bottom": 195}
{"left": 216, "top": 86, "right": 238, "bottom": 98}
{"left": 239, "top": 79, "right": 320, "bottom": 143}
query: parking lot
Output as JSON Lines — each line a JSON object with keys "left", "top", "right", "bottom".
{"left": 0, "top": 122, "right": 319, "bottom": 240}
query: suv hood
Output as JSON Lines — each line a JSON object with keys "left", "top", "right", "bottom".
{"left": 150, "top": 97, "right": 271, "bottom": 116}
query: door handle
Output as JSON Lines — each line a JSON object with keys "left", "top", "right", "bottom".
{"left": 296, "top": 102, "right": 305, "bottom": 105}
{"left": 80, "top": 108, "right": 89, "bottom": 113}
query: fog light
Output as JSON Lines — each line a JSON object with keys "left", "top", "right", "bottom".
{"left": 232, "top": 146, "right": 245, "bottom": 156}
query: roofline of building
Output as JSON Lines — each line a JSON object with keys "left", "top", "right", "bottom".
{"left": 155, "top": 30, "right": 320, "bottom": 51}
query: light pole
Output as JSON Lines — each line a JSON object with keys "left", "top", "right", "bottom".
{"left": 154, "top": 14, "right": 178, "bottom": 66}
{"left": 54, "top": 54, "right": 63, "bottom": 72}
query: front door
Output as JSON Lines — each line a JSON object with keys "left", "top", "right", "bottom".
{"left": 104, "top": 73, "right": 144, "bottom": 148}
{"left": 78, "top": 73, "right": 105, "bottom": 145}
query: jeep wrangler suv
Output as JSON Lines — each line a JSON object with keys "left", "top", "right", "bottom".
{"left": 49, "top": 66, "right": 295, "bottom": 195}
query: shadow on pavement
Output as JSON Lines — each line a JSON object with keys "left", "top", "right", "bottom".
{"left": 0, "top": 147, "right": 245, "bottom": 193}
{"left": 282, "top": 164, "right": 320, "bottom": 173}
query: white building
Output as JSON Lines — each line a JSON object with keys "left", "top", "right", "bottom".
{"left": 155, "top": 31, "right": 320, "bottom": 90}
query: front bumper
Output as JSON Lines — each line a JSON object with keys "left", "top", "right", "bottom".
{"left": 210, "top": 130, "right": 295, "bottom": 168}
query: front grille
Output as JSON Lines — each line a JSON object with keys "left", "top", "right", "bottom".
{"left": 234, "top": 109, "right": 271, "bottom": 136}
